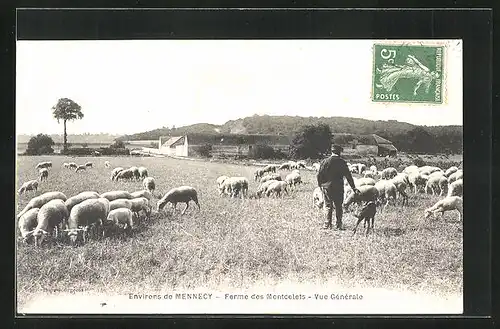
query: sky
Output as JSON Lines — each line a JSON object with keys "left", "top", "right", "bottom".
{"left": 16, "top": 39, "right": 463, "bottom": 136}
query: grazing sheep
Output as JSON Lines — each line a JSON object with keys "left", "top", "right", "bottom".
{"left": 363, "top": 170, "right": 376, "bottom": 179}
{"left": 390, "top": 175, "right": 409, "bottom": 206}
{"left": 425, "top": 175, "right": 446, "bottom": 196}
{"left": 369, "top": 165, "right": 378, "bottom": 174}
{"left": 103, "top": 208, "right": 136, "bottom": 236}
{"left": 260, "top": 173, "right": 282, "bottom": 183}
{"left": 444, "top": 166, "right": 459, "bottom": 177}
{"left": 75, "top": 165, "right": 87, "bottom": 173}
{"left": 285, "top": 171, "right": 302, "bottom": 188}
{"left": 111, "top": 167, "right": 124, "bottom": 181}
{"left": 65, "top": 198, "right": 110, "bottom": 245}
{"left": 266, "top": 181, "right": 289, "bottom": 198}
{"left": 216, "top": 175, "right": 229, "bottom": 193}
{"left": 448, "top": 170, "right": 463, "bottom": 184}
{"left": 345, "top": 177, "right": 376, "bottom": 200}
{"left": 104, "top": 161, "right": 111, "bottom": 168}
{"left": 39, "top": 168, "right": 49, "bottom": 181}
{"left": 68, "top": 162, "right": 78, "bottom": 170}
{"left": 343, "top": 185, "right": 379, "bottom": 212}
{"left": 223, "top": 177, "right": 249, "bottom": 198}
{"left": 138, "top": 166, "right": 148, "bottom": 179}
{"left": 32, "top": 199, "right": 69, "bottom": 246}
{"left": 64, "top": 191, "right": 101, "bottom": 213}
{"left": 312, "top": 162, "right": 320, "bottom": 171}
{"left": 424, "top": 196, "right": 463, "bottom": 222}
{"left": 256, "top": 179, "right": 279, "bottom": 198}
{"left": 157, "top": 186, "right": 200, "bottom": 215}
{"left": 62, "top": 162, "right": 70, "bottom": 169}
{"left": 35, "top": 161, "right": 52, "bottom": 170}
{"left": 403, "top": 165, "right": 419, "bottom": 174}
{"left": 129, "top": 166, "right": 141, "bottom": 180}
{"left": 380, "top": 167, "right": 398, "bottom": 180}
{"left": 312, "top": 187, "right": 324, "bottom": 209}
{"left": 355, "top": 163, "right": 367, "bottom": 174}
{"left": 375, "top": 180, "right": 397, "bottom": 207}
{"left": 447, "top": 179, "right": 463, "bottom": 197}
{"left": 18, "top": 180, "right": 39, "bottom": 195}
{"left": 419, "top": 166, "right": 443, "bottom": 176}
{"left": 438, "top": 176, "right": 449, "bottom": 196}
{"left": 130, "top": 197, "right": 151, "bottom": 218}
{"left": 17, "top": 208, "right": 40, "bottom": 242}
{"left": 85, "top": 162, "right": 93, "bottom": 168}
{"left": 408, "top": 172, "right": 428, "bottom": 193}
{"left": 100, "top": 190, "right": 133, "bottom": 202}
{"left": 352, "top": 201, "right": 377, "bottom": 236}
{"left": 131, "top": 190, "right": 153, "bottom": 206}
{"left": 279, "top": 161, "right": 296, "bottom": 170}
{"left": 296, "top": 160, "right": 307, "bottom": 169}
{"left": 142, "top": 176, "right": 156, "bottom": 194}
{"left": 109, "top": 198, "right": 133, "bottom": 211}
{"left": 254, "top": 168, "right": 267, "bottom": 181}
{"left": 263, "top": 164, "right": 278, "bottom": 173}
{"left": 17, "top": 191, "right": 67, "bottom": 220}
{"left": 115, "top": 168, "right": 135, "bottom": 181}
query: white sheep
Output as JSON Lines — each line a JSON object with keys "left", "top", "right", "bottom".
{"left": 62, "top": 162, "right": 70, "bottom": 169}
{"left": 312, "top": 187, "right": 324, "bottom": 209}
{"left": 131, "top": 190, "right": 153, "bottom": 206}
{"left": 296, "top": 160, "right": 307, "bottom": 169}
{"left": 260, "top": 173, "right": 281, "bottom": 183}
{"left": 17, "top": 191, "right": 67, "bottom": 220}
{"left": 345, "top": 177, "right": 376, "bottom": 200}
{"left": 103, "top": 208, "right": 136, "bottom": 236}
{"left": 111, "top": 167, "right": 124, "bottom": 181}
{"left": 220, "top": 177, "right": 249, "bottom": 198}
{"left": 18, "top": 180, "right": 39, "bottom": 195}
{"left": 32, "top": 199, "right": 69, "bottom": 246}
{"left": 85, "top": 162, "right": 93, "bottom": 168}
{"left": 369, "top": 165, "right": 378, "bottom": 174}
{"left": 356, "top": 163, "right": 367, "bottom": 174}
{"left": 65, "top": 198, "right": 110, "bottom": 244}
{"left": 130, "top": 197, "right": 151, "bottom": 218}
{"left": 157, "top": 186, "right": 200, "bottom": 215}
{"left": 115, "top": 168, "right": 135, "bottom": 181}
{"left": 375, "top": 180, "right": 397, "bottom": 207}
{"left": 380, "top": 167, "right": 398, "bottom": 180}
{"left": 138, "top": 166, "right": 148, "bottom": 179}
{"left": 266, "top": 181, "right": 289, "bottom": 198}
{"left": 438, "top": 176, "right": 449, "bottom": 196}
{"left": 285, "top": 171, "right": 302, "bottom": 189}
{"left": 425, "top": 175, "right": 446, "bottom": 195}
{"left": 312, "top": 162, "right": 320, "bottom": 171}
{"left": 39, "top": 168, "right": 49, "bottom": 181}
{"left": 64, "top": 191, "right": 101, "bottom": 213}
{"left": 35, "top": 161, "right": 52, "bottom": 170}
{"left": 279, "top": 161, "right": 296, "bottom": 170}
{"left": 444, "top": 166, "right": 459, "bottom": 177}
{"left": 263, "top": 164, "right": 278, "bottom": 173}
{"left": 424, "top": 196, "right": 463, "bottom": 222}
{"left": 75, "top": 165, "right": 87, "bottom": 173}
{"left": 216, "top": 175, "right": 229, "bottom": 193}
{"left": 447, "top": 179, "right": 463, "bottom": 197}
{"left": 408, "top": 172, "right": 428, "bottom": 193}
{"left": 17, "top": 208, "right": 40, "bottom": 242}
{"left": 390, "top": 174, "right": 409, "bottom": 206}
{"left": 104, "top": 161, "right": 111, "bottom": 168}
{"left": 343, "top": 185, "right": 379, "bottom": 211}
{"left": 448, "top": 170, "right": 463, "bottom": 184}
{"left": 363, "top": 170, "right": 376, "bottom": 179}
{"left": 109, "top": 198, "right": 133, "bottom": 212}
{"left": 68, "top": 162, "right": 78, "bottom": 170}
{"left": 403, "top": 165, "right": 419, "bottom": 174}
{"left": 256, "top": 179, "right": 279, "bottom": 198}
{"left": 142, "top": 177, "right": 156, "bottom": 194}
{"left": 100, "top": 190, "right": 133, "bottom": 202}
{"left": 254, "top": 168, "right": 267, "bottom": 181}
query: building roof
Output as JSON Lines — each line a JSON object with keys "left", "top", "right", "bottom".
{"left": 161, "top": 136, "right": 184, "bottom": 148}
{"left": 160, "top": 133, "right": 292, "bottom": 146}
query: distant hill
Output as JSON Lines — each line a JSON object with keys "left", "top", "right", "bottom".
{"left": 118, "top": 115, "right": 460, "bottom": 141}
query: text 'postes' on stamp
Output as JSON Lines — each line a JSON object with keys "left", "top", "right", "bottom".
{"left": 372, "top": 44, "right": 444, "bottom": 104}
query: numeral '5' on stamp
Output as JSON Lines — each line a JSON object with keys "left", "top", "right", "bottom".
{"left": 372, "top": 44, "right": 444, "bottom": 103}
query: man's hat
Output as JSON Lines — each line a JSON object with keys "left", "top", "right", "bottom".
{"left": 332, "top": 144, "right": 343, "bottom": 154}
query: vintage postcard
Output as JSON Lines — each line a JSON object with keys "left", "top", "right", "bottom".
{"left": 16, "top": 39, "right": 463, "bottom": 315}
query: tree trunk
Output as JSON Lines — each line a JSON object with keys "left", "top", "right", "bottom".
{"left": 63, "top": 120, "right": 67, "bottom": 151}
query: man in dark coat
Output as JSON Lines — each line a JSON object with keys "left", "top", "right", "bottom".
{"left": 317, "top": 145, "right": 360, "bottom": 230}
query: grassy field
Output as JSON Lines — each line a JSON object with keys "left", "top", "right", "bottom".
{"left": 16, "top": 155, "right": 463, "bottom": 310}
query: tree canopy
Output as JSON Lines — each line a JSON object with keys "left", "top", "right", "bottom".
{"left": 25, "top": 134, "right": 55, "bottom": 155}
{"left": 290, "top": 123, "right": 332, "bottom": 159}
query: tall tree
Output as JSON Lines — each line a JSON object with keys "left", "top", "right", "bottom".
{"left": 52, "top": 98, "right": 84, "bottom": 151}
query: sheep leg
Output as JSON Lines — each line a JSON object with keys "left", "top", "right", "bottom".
{"left": 181, "top": 202, "right": 189, "bottom": 215}
{"left": 365, "top": 218, "right": 370, "bottom": 236}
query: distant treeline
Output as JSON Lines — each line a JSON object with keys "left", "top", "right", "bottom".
{"left": 118, "top": 115, "right": 462, "bottom": 155}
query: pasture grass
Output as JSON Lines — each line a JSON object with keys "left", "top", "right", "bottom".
{"left": 16, "top": 155, "right": 463, "bottom": 308}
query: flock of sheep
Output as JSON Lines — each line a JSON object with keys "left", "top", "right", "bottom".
{"left": 17, "top": 160, "right": 201, "bottom": 247}
{"left": 16, "top": 156, "right": 463, "bottom": 246}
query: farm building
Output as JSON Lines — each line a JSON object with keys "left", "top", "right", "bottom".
{"left": 158, "top": 133, "right": 292, "bottom": 157}
{"left": 353, "top": 134, "right": 398, "bottom": 156}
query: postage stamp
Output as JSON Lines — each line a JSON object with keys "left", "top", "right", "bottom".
{"left": 372, "top": 44, "right": 444, "bottom": 103}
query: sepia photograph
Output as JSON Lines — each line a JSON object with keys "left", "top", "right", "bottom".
{"left": 16, "top": 38, "right": 463, "bottom": 314}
